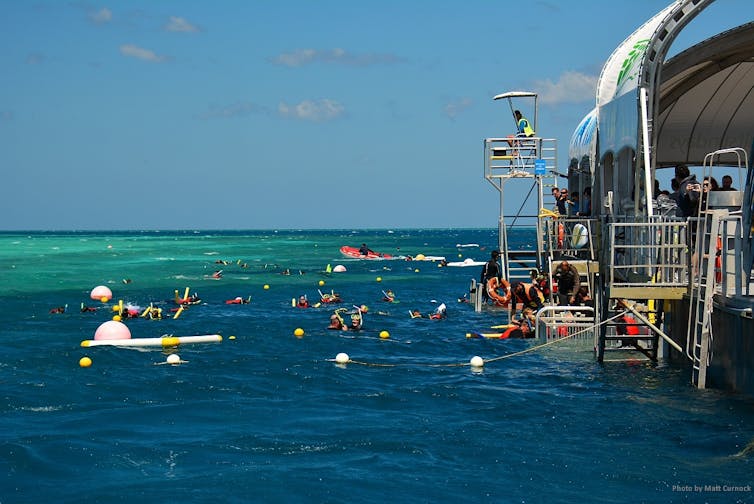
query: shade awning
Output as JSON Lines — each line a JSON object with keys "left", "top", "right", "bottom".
{"left": 655, "top": 21, "right": 754, "bottom": 167}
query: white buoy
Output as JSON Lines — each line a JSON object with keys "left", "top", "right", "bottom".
{"left": 470, "top": 356, "right": 484, "bottom": 368}
{"left": 166, "top": 354, "right": 181, "bottom": 365}
{"left": 335, "top": 352, "right": 350, "bottom": 364}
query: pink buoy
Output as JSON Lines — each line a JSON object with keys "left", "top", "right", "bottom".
{"left": 94, "top": 320, "right": 131, "bottom": 340}
{"left": 90, "top": 285, "right": 113, "bottom": 301}
{"left": 333, "top": 265, "right": 347, "bottom": 273}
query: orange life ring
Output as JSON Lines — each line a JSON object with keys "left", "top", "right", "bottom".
{"left": 557, "top": 223, "right": 565, "bottom": 249}
{"left": 486, "top": 277, "right": 511, "bottom": 306}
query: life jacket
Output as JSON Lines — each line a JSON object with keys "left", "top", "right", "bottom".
{"left": 515, "top": 283, "right": 544, "bottom": 309}
{"left": 500, "top": 326, "right": 525, "bottom": 339}
{"left": 618, "top": 315, "right": 641, "bottom": 335}
{"left": 518, "top": 117, "right": 534, "bottom": 137}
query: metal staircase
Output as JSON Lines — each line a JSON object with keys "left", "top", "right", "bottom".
{"left": 597, "top": 217, "right": 690, "bottom": 363}
{"left": 600, "top": 301, "right": 659, "bottom": 362}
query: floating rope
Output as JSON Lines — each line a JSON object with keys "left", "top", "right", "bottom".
{"left": 343, "top": 359, "right": 468, "bottom": 368}
{"left": 485, "top": 311, "right": 628, "bottom": 363}
{"left": 329, "top": 310, "right": 631, "bottom": 368}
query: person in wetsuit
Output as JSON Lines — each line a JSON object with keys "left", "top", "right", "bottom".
{"left": 480, "top": 250, "right": 501, "bottom": 303}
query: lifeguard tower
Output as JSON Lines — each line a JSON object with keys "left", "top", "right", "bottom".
{"left": 473, "top": 92, "right": 586, "bottom": 305}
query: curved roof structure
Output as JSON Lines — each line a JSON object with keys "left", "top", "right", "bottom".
{"left": 655, "top": 21, "right": 754, "bottom": 167}
{"left": 569, "top": 0, "right": 753, "bottom": 172}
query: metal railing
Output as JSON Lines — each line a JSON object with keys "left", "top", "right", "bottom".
{"left": 484, "top": 136, "right": 557, "bottom": 181}
{"left": 608, "top": 217, "right": 689, "bottom": 288}
{"left": 535, "top": 305, "right": 596, "bottom": 345}
{"left": 543, "top": 217, "right": 596, "bottom": 260}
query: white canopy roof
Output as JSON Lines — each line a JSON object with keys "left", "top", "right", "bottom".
{"left": 493, "top": 91, "right": 537, "bottom": 101}
{"left": 654, "top": 21, "right": 754, "bottom": 167}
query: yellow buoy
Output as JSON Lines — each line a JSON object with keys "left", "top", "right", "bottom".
{"left": 263, "top": 284, "right": 270, "bottom": 290}
{"left": 79, "top": 356, "right": 92, "bottom": 368}
{"left": 161, "top": 337, "right": 181, "bottom": 347}
{"left": 376, "top": 277, "right": 382, "bottom": 282}
{"left": 112, "top": 315, "right": 122, "bottom": 322}
{"left": 318, "top": 280, "right": 325, "bottom": 286}
{"left": 379, "top": 330, "right": 390, "bottom": 339}
{"left": 100, "top": 296, "right": 109, "bottom": 303}
{"left": 294, "top": 328, "right": 304, "bottom": 337}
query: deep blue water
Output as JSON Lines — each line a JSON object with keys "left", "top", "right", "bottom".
{"left": 1, "top": 229, "right": 752, "bottom": 503}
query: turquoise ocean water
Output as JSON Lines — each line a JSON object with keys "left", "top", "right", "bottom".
{"left": 1, "top": 229, "right": 752, "bottom": 503}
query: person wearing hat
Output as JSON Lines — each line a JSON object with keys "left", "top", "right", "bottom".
{"left": 480, "top": 250, "right": 501, "bottom": 303}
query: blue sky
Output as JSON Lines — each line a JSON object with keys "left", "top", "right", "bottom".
{"left": 0, "top": 0, "right": 748, "bottom": 230}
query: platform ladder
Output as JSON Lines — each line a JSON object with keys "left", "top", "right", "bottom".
{"left": 500, "top": 218, "right": 541, "bottom": 284}
{"left": 687, "top": 210, "right": 726, "bottom": 388}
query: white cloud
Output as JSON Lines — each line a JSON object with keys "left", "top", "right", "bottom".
{"left": 26, "top": 53, "right": 45, "bottom": 65}
{"left": 444, "top": 97, "right": 473, "bottom": 120}
{"left": 165, "top": 16, "right": 200, "bottom": 33}
{"left": 274, "top": 49, "right": 316, "bottom": 67}
{"left": 533, "top": 71, "right": 597, "bottom": 105}
{"left": 89, "top": 8, "right": 112, "bottom": 24}
{"left": 278, "top": 99, "right": 345, "bottom": 121}
{"left": 196, "top": 102, "right": 256, "bottom": 120}
{"left": 272, "top": 48, "right": 401, "bottom": 67}
{"left": 119, "top": 44, "right": 167, "bottom": 63}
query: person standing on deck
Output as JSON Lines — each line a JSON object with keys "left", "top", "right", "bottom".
{"left": 480, "top": 250, "right": 501, "bottom": 303}
{"left": 555, "top": 188, "right": 569, "bottom": 216}
{"left": 568, "top": 192, "right": 580, "bottom": 217}
{"left": 720, "top": 174, "right": 736, "bottom": 191}
{"left": 674, "top": 164, "right": 701, "bottom": 218}
{"left": 553, "top": 260, "right": 581, "bottom": 305}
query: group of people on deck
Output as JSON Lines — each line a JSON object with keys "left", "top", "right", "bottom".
{"left": 551, "top": 186, "right": 591, "bottom": 217}
{"left": 666, "top": 164, "right": 738, "bottom": 218}
{"left": 480, "top": 250, "right": 592, "bottom": 338}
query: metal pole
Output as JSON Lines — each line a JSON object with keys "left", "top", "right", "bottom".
{"left": 622, "top": 299, "right": 684, "bottom": 354}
